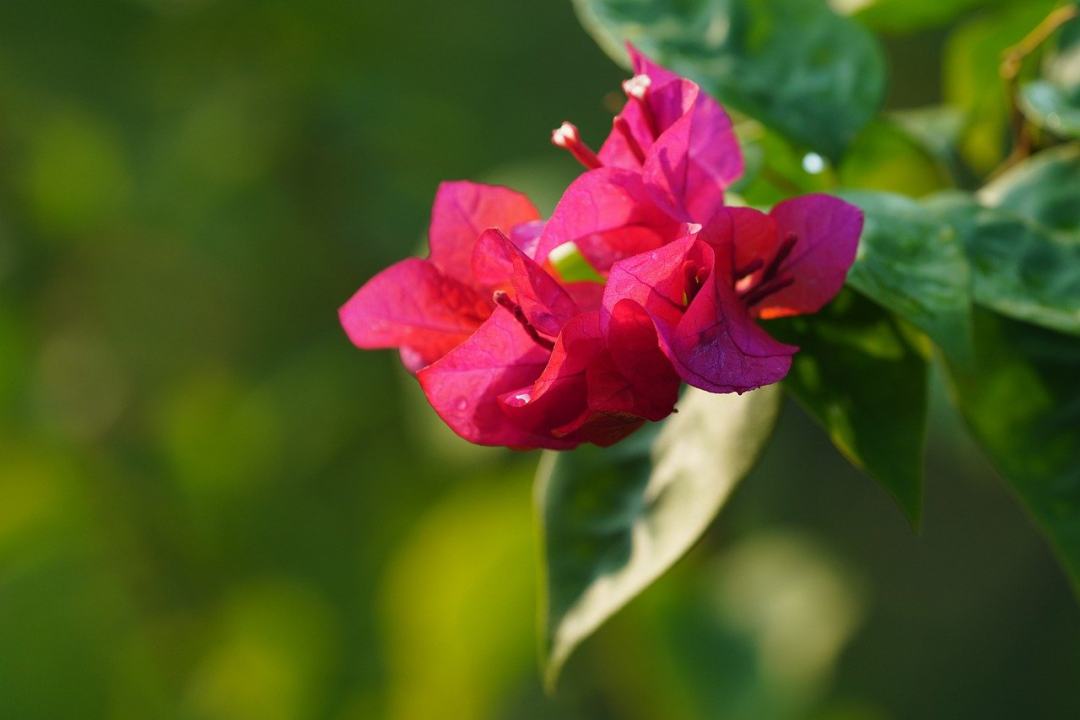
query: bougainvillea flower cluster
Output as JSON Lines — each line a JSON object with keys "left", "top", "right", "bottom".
{"left": 340, "top": 46, "right": 862, "bottom": 450}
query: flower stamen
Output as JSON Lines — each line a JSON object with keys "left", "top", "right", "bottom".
{"left": 551, "top": 122, "right": 602, "bottom": 170}
{"left": 622, "top": 74, "right": 652, "bottom": 100}
{"left": 740, "top": 276, "right": 795, "bottom": 307}
{"left": 760, "top": 232, "right": 798, "bottom": 283}
{"left": 612, "top": 116, "right": 647, "bottom": 164}
{"left": 681, "top": 261, "right": 707, "bottom": 307}
{"left": 622, "top": 74, "right": 659, "bottom": 140}
{"left": 733, "top": 257, "right": 764, "bottom": 280}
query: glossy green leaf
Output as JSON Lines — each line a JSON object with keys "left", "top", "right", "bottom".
{"left": 941, "top": 148, "right": 1080, "bottom": 336}
{"left": 572, "top": 0, "right": 886, "bottom": 159}
{"left": 536, "top": 384, "right": 782, "bottom": 688}
{"left": 979, "top": 144, "right": 1080, "bottom": 234}
{"left": 946, "top": 310, "right": 1080, "bottom": 595}
{"left": 839, "top": 190, "right": 974, "bottom": 365}
{"left": 769, "top": 290, "right": 928, "bottom": 525}
{"left": 926, "top": 195, "right": 1080, "bottom": 338}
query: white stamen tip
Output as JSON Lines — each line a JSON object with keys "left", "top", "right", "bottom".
{"left": 622, "top": 74, "right": 652, "bottom": 99}
{"left": 686, "top": 222, "right": 703, "bottom": 234}
{"left": 551, "top": 122, "right": 579, "bottom": 147}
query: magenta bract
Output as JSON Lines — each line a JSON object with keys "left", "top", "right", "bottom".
{"left": 339, "top": 50, "right": 862, "bottom": 450}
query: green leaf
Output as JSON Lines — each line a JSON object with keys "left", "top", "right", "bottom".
{"left": 548, "top": 241, "right": 606, "bottom": 284}
{"left": 889, "top": 106, "right": 967, "bottom": 185}
{"left": 839, "top": 190, "right": 975, "bottom": 365}
{"left": 839, "top": 0, "right": 1013, "bottom": 34}
{"left": 536, "top": 384, "right": 782, "bottom": 688}
{"left": 838, "top": 120, "right": 950, "bottom": 197}
{"left": 946, "top": 310, "right": 1080, "bottom": 595}
{"left": 979, "top": 144, "right": 1080, "bottom": 234}
{"left": 769, "top": 290, "right": 928, "bottom": 526}
{"left": 959, "top": 215, "right": 1080, "bottom": 337}
{"left": 936, "top": 149, "right": 1080, "bottom": 336}
{"left": 572, "top": 0, "right": 886, "bottom": 160}
{"left": 1020, "top": 82, "right": 1080, "bottom": 139}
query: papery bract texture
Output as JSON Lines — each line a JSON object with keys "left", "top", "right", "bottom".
{"left": 340, "top": 49, "right": 863, "bottom": 450}
{"left": 339, "top": 181, "right": 539, "bottom": 371}
{"left": 428, "top": 181, "right": 541, "bottom": 285}
{"left": 535, "top": 168, "right": 684, "bottom": 273}
{"left": 339, "top": 258, "right": 491, "bottom": 372}
{"left": 598, "top": 45, "right": 743, "bottom": 222}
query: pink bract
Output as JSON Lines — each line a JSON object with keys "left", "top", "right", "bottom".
{"left": 339, "top": 49, "right": 863, "bottom": 450}
{"left": 339, "top": 181, "right": 539, "bottom": 371}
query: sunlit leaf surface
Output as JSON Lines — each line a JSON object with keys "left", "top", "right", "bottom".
{"left": 938, "top": 148, "right": 1080, "bottom": 337}
{"left": 537, "top": 384, "right": 781, "bottom": 687}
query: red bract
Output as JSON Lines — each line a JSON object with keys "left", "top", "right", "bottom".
{"left": 340, "top": 182, "right": 679, "bottom": 449}
{"left": 602, "top": 198, "right": 862, "bottom": 393}
{"left": 339, "top": 181, "right": 540, "bottom": 371}
{"left": 339, "top": 48, "right": 863, "bottom": 451}
{"left": 601, "top": 46, "right": 743, "bottom": 222}
{"left": 548, "top": 44, "right": 742, "bottom": 226}
{"left": 418, "top": 230, "right": 679, "bottom": 449}
{"left": 537, "top": 46, "right": 743, "bottom": 273}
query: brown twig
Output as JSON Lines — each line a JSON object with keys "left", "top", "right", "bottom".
{"left": 994, "top": 3, "right": 1079, "bottom": 177}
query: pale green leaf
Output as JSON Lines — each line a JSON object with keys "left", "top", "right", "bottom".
{"left": 537, "top": 384, "right": 781, "bottom": 687}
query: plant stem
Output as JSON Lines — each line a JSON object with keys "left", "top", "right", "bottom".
{"left": 994, "top": 3, "right": 1079, "bottom": 177}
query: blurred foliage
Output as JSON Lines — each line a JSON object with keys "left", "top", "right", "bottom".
{"left": 1019, "top": 6, "right": 1080, "bottom": 139}
{"left": 943, "top": 0, "right": 1061, "bottom": 173}
{"left": 2, "top": 0, "right": 1080, "bottom": 719}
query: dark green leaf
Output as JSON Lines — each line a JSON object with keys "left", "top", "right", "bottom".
{"left": 572, "top": 0, "right": 886, "bottom": 159}
{"left": 946, "top": 310, "right": 1080, "bottom": 595}
{"left": 769, "top": 290, "right": 928, "bottom": 525}
{"left": 839, "top": 190, "right": 974, "bottom": 365}
{"left": 536, "top": 384, "right": 781, "bottom": 687}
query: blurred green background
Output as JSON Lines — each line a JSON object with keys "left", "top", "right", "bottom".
{"left": 1, "top": 1, "right": 1079, "bottom": 718}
